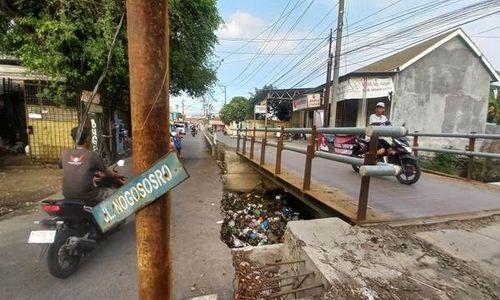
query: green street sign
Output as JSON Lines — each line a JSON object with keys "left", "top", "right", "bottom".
{"left": 92, "top": 152, "right": 189, "bottom": 232}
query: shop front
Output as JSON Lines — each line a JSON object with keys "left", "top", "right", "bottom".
{"left": 332, "top": 76, "right": 394, "bottom": 127}
{"left": 291, "top": 93, "right": 324, "bottom": 129}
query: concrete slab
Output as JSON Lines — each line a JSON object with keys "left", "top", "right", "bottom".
{"left": 282, "top": 218, "right": 500, "bottom": 299}
{"left": 417, "top": 228, "right": 500, "bottom": 277}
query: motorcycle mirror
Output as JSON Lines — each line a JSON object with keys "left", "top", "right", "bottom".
{"left": 117, "top": 159, "right": 125, "bottom": 167}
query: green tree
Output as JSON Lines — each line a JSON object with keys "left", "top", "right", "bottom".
{"left": 0, "top": 0, "right": 222, "bottom": 109}
{"left": 219, "top": 96, "right": 252, "bottom": 125}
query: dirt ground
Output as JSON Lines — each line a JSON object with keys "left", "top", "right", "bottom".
{"left": 0, "top": 154, "right": 61, "bottom": 216}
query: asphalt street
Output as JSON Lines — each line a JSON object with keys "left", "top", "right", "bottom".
{"left": 0, "top": 134, "right": 233, "bottom": 300}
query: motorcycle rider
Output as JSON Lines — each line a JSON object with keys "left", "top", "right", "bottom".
{"left": 60, "top": 127, "right": 124, "bottom": 204}
{"left": 368, "top": 102, "right": 391, "bottom": 156}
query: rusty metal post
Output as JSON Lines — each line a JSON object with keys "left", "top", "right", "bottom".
{"left": 242, "top": 129, "right": 247, "bottom": 155}
{"left": 260, "top": 127, "right": 267, "bottom": 165}
{"left": 357, "top": 135, "right": 378, "bottom": 221}
{"left": 250, "top": 126, "right": 256, "bottom": 159}
{"left": 303, "top": 126, "right": 317, "bottom": 190}
{"left": 467, "top": 133, "right": 476, "bottom": 180}
{"left": 275, "top": 126, "right": 285, "bottom": 174}
{"left": 127, "top": 0, "right": 171, "bottom": 298}
{"left": 236, "top": 130, "right": 240, "bottom": 153}
{"left": 413, "top": 131, "right": 419, "bottom": 157}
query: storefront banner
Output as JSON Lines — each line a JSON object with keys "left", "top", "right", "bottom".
{"left": 307, "top": 93, "right": 321, "bottom": 108}
{"left": 292, "top": 97, "right": 308, "bottom": 111}
{"left": 337, "top": 77, "right": 393, "bottom": 101}
{"left": 319, "top": 134, "right": 357, "bottom": 156}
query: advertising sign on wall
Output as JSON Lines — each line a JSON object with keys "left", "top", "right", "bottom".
{"left": 337, "top": 77, "right": 394, "bottom": 101}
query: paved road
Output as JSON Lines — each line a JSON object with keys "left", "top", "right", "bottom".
{"left": 217, "top": 134, "right": 500, "bottom": 220}
{"left": 0, "top": 134, "right": 233, "bottom": 300}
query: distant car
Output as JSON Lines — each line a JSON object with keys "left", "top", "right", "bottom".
{"left": 175, "top": 123, "right": 186, "bottom": 135}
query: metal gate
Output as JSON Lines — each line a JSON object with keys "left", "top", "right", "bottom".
{"left": 24, "top": 81, "right": 79, "bottom": 162}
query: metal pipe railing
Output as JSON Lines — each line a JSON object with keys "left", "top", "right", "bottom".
{"left": 413, "top": 147, "right": 500, "bottom": 159}
{"left": 360, "top": 164, "right": 402, "bottom": 177}
{"left": 241, "top": 126, "right": 408, "bottom": 137}
{"left": 409, "top": 132, "right": 500, "bottom": 140}
{"left": 233, "top": 126, "right": 500, "bottom": 222}
{"left": 283, "top": 144, "right": 307, "bottom": 155}
{"left": 314, "top": 150, "right": 364, "bottom": 166}
{"left": 409, "top": 130, "right": 500, "bottom": 180}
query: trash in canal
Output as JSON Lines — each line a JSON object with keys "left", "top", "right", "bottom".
{"left": 220, "top": 190, "right": 299, "bottom": 248}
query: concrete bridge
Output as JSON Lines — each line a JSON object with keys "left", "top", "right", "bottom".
{"left": 215, "top": 134, "right": 500, "bottom": 225}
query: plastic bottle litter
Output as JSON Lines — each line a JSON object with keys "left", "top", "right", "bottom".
{"left": 220, "top": 191, "right": 299, "bottom": 248}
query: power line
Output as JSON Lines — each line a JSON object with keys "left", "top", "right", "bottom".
{"left": 233, "top": 0, "right": 315, "bottom": 88}
{"left": 220, "top": 0, "right": 294, "bottom": 61}
{"left": 217, "top": 37, "right": 327, "bottom": 42}
{"left": 226, "top": 0, "right": 304, "bottom": 84}
{"left": 255, "top": 2, "right": 338, "bottom": 87}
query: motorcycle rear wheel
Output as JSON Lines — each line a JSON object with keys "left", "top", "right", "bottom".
{"left": 47, "top": 228, "right": 82, "bottom": 279}
{"left": 396, "top": 159, "right": 421, "bottom": 185}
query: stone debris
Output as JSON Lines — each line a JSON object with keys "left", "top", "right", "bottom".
{"left": 220, "top": 191, "right": 299, "bottom": 248}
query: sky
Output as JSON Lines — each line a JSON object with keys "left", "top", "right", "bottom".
{"left": 172, "top": 0, "right": 500, "bottom": 117}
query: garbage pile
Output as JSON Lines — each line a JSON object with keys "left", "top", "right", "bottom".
{"left": 220, "top": 190, "right": 299, "bottom": 248}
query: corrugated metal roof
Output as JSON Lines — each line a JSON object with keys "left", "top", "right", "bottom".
{"left": 353, "top": 32, "right": 451, "bottom": 73}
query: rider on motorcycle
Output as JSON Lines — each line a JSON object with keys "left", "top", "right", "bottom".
{"left": 368, "top": 102, "right": 391, "bottom": 156}
{"left": 60, "top": 127, "right": 124, "bottom": 204}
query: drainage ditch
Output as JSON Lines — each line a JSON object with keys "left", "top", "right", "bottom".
{"left": 219, "top": 189, "right": 316, "bottom": 249}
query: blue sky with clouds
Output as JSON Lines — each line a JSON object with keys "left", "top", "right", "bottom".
{"left": 172, "top": 0, "right": 500, "bottom": 116}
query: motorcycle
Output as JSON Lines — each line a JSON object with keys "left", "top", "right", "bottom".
{"left": 350, "top": 135, "right": 421, "bottom": 185}
{"left": 191, "top": 128, "right": 197, "bottom": 137}
{"left": 28, "top": 160, "right": 126, "bottom": 278}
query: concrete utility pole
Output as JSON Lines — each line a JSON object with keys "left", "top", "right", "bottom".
{"left": 223, "top": 85, "right": 227, "bottom": 105}
{"left": 328, "top": 0, "right": 345, "bottom": 127}
{"left": 181, "top": 99, "right": 185, "bottom": 117}
{"left": 322, "top": 28, "right": 333, "bottom": 127}
{"left": 126, "top": 0, "right": 172, "bottom": 299}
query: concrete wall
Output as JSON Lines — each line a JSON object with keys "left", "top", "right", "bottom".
{"left": 486, "top": 124, "right": 500, "bottom": 134}
{"left": 392, "top": 36, "right": 493, "bottom": 149}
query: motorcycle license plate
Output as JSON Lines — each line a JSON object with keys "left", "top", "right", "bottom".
{"left": 28, "top": 230, "right": 56, "bottom": 244}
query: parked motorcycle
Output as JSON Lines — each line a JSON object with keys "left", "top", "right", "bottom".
{"left": 28, "top": 160, "right": 126, "bottom": 278}
{"left": 350, "top": 136, "right": 421, "bottom": 185}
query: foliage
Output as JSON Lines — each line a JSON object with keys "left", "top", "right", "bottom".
{"left": 249, "top": 84, "right": 274, "bottom": 106}
{"left": 269, "top": 100, "right": 293, "bottom": 121}
{"left": 487, "top": 87, "right": 500, "bottom": 125}
{"left": 0, "top": 0, "right": 222, "bottom": 109}
{"left": 420, "top": 152, "right": 465, "bottom": 176}
{"left": 219, "top": 96, "right": 252, "bottom": 125}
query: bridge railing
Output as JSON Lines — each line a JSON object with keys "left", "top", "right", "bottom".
{"left": 236, "top": 125, "right": 408, "bottom": 222}
{"left": 409, "top": 132, "right": 500, "bottom": 180}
